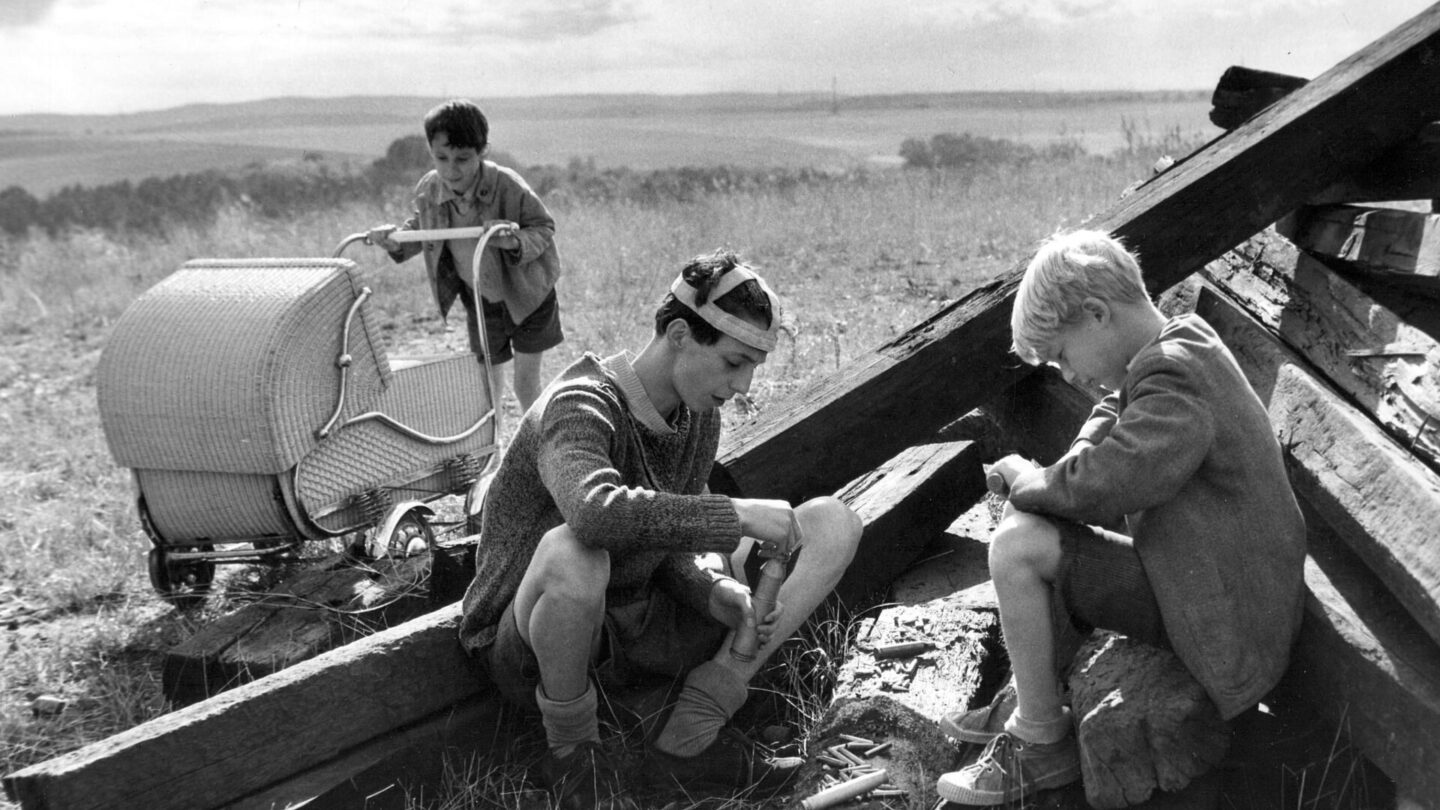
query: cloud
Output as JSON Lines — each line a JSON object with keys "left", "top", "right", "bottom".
{"left": 0, "top": 0, "right": 58, "bottom": 27}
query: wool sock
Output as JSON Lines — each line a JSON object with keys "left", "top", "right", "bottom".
{"left": 1004, "top": 704, "right": 1073, "bottom": 745}
{"left": 536, "top": 681, "right": 600, "bottom": 759}
{"left": 653, "top": 660, "right": 749, "bottom": 757}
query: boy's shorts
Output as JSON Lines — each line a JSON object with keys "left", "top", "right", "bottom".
{"left": 1053, "top": 519, "right": 1169, "bottom": 648}
{"left": 485, "top": 586, "right": 726, "bottom": 712}
{"left": 459, "top": 288, "right": 564, "bottom": 364}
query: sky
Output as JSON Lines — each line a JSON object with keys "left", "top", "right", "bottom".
{"left": 0, "top": 0, "right": 1434, "bottom": 116}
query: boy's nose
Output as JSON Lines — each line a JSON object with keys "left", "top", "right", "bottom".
{"left": 732, "top": 368, "right": 755, "bottom": 394}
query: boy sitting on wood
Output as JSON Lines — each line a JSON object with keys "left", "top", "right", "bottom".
{"left": 458, "top": 249, "right": 862, "bottom": 809}
{"left": 936, "top": 229, "right": 1308, "bottom": 805}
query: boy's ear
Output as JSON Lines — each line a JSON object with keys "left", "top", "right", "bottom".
{"left": 1080, "top": 297, "right": 1111, "bottom": 325}
{"left": 664, "top": 318, "right": 691, "bottom": 348}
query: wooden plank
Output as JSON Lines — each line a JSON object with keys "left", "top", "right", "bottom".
{"left": 2, "top": 604, "right": 478, "bottom": 810}
{"left": 1208, "top": 65, "right": 1309, "bottom": 130}
{"left": 831, "top": 438, "right": 992, "bottom": 607}
{"left": 1278, "top": 202, "right": 1440, "bottom": 277}
{"left": 1202, "top": 229, "right": 1440, "bottom": 469}
{"left": 1196, "top": 285, "right": 1440, "bottom": 650}
{"left": 163, "top": 555, "right": 439, "bottom": 706}
{"left": 222, "top": 695, "right": 505, "bottom": 810}
{"left": 1284, "top": 502, "right": 1440, "bottom": 804}
{"left": 711, "top": 4, "right": 1440, "bottom": 504}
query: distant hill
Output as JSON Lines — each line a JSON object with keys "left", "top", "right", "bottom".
{"left": 0, "top": 91, "right": 1215, "bottom": 197}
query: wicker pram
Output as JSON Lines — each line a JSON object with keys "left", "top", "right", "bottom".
{"left": 96, "top": 227, "right": 507, "bottom": 602}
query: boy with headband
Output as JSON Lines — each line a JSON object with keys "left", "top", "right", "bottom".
{"left": 458, "top": 249, "right": 862, "bottom": 808}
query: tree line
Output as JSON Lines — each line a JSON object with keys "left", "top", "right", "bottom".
{"left": 0, "top": 132, "right": 1070, "bottom": 239}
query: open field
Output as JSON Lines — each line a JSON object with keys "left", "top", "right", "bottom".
{"left": 0, "top": 91, "right": 1218, "bottom": 195}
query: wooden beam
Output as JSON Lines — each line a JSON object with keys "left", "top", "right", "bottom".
{"left": 831, "top": 438, "right": 992, "bottom": 607}
{"left": 1202, "top": 229, "right": 1440, "bottom": 469}
{"left": 1209, "top": 65, "right": 1440, "bottom": 205}
{"left": 2, "top": 604, "right": 479, "bottom": 810}
{"left": 1284, "top": 501, "right": 1440, "bottom": 804}
{"left": 1196, "top": 285, "right": 1440, "bottom": 651}
{"left": 712, "top": 4, "right": 1440, "bottom": 504}
{"left": 1278, "top": 202, "right": 1440, "bottom": 277}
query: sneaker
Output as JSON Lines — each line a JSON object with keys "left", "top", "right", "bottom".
{"left": 939, "top": 681, "right": 1019, "bottom": 744}
{"left": 936, "top": 732, "right": 1081, "bottom": 805}
{"left": 537, "top": 741, "right": 639, "bottom": 810}
{"left": 646, "top": 726, "right": 804, "bottom": 795}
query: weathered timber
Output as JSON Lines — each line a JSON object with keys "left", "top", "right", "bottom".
{"left": 1278, "top": 202, "right": 1440, "bottom": 277}
{"left": 831, "top": 438, "right": 992, "bottom": 607}
{"left": 1281, "top": 502, "right": 1440, "bottom": 806}
{"left": 1202, "top": 228, "right": 1440, "bottom": 470}
{"left": 163, "top": 554, "right": 435, "bottom": 706}
{"left": 1307, "top": 125, "right": 1440, "bottom": 206}
{"left": 1209, "top": 65, "right": 1309, "bottom": 130}
{"left": 2, "top": 604, "right": 478, "bottom": 810}
{"left": 1210, "top": 65, "right": 1440, "bottom": 205}
{"left": 711, "top": 4, "right": 1440, "bottom": 505}
{"left": 222, "top": 694, "right": 505, "bottom": 810}
{"left": 1197, "top": 285, "right": 1440, "bottom": 649}
{"left": 1068, "top": 632, "right": 1230, "bottom": 810}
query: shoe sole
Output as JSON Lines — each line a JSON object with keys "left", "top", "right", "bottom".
{"left": 935, "top": 764, "right": 1081, "bottom": 805}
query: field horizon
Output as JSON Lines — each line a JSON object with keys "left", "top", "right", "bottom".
{"left": 0, "top": 89, "right": 1219, "bottom": 196}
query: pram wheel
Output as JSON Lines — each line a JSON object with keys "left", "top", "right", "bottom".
{"left": 386, "top": 508, "right": 434, "bottom": 558}
{"left": 148, "top": 546, "right": 215, "bottom": 608}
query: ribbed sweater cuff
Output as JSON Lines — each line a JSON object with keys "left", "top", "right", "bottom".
{"left": 697, "top": 495, "right": 743, "bottom": 547}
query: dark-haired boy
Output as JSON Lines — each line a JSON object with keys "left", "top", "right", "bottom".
{"left": 458, "top": 250, "right": 862, "bottom": 809}
{"left": 370, "top": 98, "right": 563, "bottom": 413}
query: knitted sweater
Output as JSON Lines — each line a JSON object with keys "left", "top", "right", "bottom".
{"left": 458, "top": 352, "right": 743, "bottom": 656}
{"left": 1010, "top": 314, "right": 1307, "bottom": 720}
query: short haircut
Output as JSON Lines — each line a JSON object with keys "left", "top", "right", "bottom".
{"left": 1011, "top": 229, "right": 1149, "bottom": 365}
{"left": 424, "top": 99, "right": 489, "bottom": 153}
{"left": 654, "top": 249, "right": 774, "bottom": 345}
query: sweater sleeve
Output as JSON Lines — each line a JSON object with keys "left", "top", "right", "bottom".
{"left": 535, "top": 385, "right": 742, "bottom": 554}
{"left": 1011, "top": 353, "right": 1215, "bottom": 525}
{"left": 497, "top": 169, "right": 556, "bottom": 267}
{"left": 653, "top": 552, "right": 729, "bottom": 619}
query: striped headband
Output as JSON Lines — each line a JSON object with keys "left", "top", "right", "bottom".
{"left": 669, "top": 265, "right": 783, "bottom": 352}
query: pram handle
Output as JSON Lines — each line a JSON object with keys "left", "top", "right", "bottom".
{"left": 331, "top": 223, "right": 518, "bottom": 258}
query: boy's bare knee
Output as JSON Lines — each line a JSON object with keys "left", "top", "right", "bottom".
{"left": 533, "top": 524, "right": 610, "bottom": 598}
{"left": 989, "top": 512, "right": 1062, "bottom": 578}
{"left": 797, "top": 495, "right": 862, "bottom": 562}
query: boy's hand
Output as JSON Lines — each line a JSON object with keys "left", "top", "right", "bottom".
{"left": 367, "top": 225, "right": 400, "bottom": 252}
{"left": 709, "top": 576, "right": 784, "bottom": 646}
{"left": 984, "top": 454, "right": 1039, "bottom": 497}
{"left": 732, "top": 498, "right": 797, "bottom": 558}
{"left": 483, "top": 219, "right": 521, "bottom": 251}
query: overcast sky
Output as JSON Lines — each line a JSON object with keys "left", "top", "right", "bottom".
{"left": 0, "top": 0, "right": 1432, "bottom": 116}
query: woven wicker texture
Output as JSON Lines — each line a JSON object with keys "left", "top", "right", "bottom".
{"left": 136, "top": 468, "right": 295, "bottom": 543}
{"left": 97, "top": 259, "right": 391, "bottom": 475}
{"left": 296, "top": 354, "right": 495, "bottom": 532}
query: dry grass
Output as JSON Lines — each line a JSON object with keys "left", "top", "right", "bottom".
{"left": 0, "top": 145, "right": 1186, "bottom": 808}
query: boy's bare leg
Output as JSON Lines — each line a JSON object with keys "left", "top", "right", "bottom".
{"left": 988, "top": 509, "right": 1069, "bottom": 741}
{"left": 513, "top": 525, "right": 608, "bottom": 754}
{"left": 654, "top": 496, "right": 862, "bottom": 757}
{"left": 512, "top": 350, "right": 544, "bottom": 414}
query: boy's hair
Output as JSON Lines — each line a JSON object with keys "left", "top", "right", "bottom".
{"left": 655, "top": 249, "right": 774, "bottom": 345}
{"left": 1011, "top": 229, "right": 1149, "bottom": 365}
{"left": 424, "top": 99, "right": 489, "bottom": 153}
